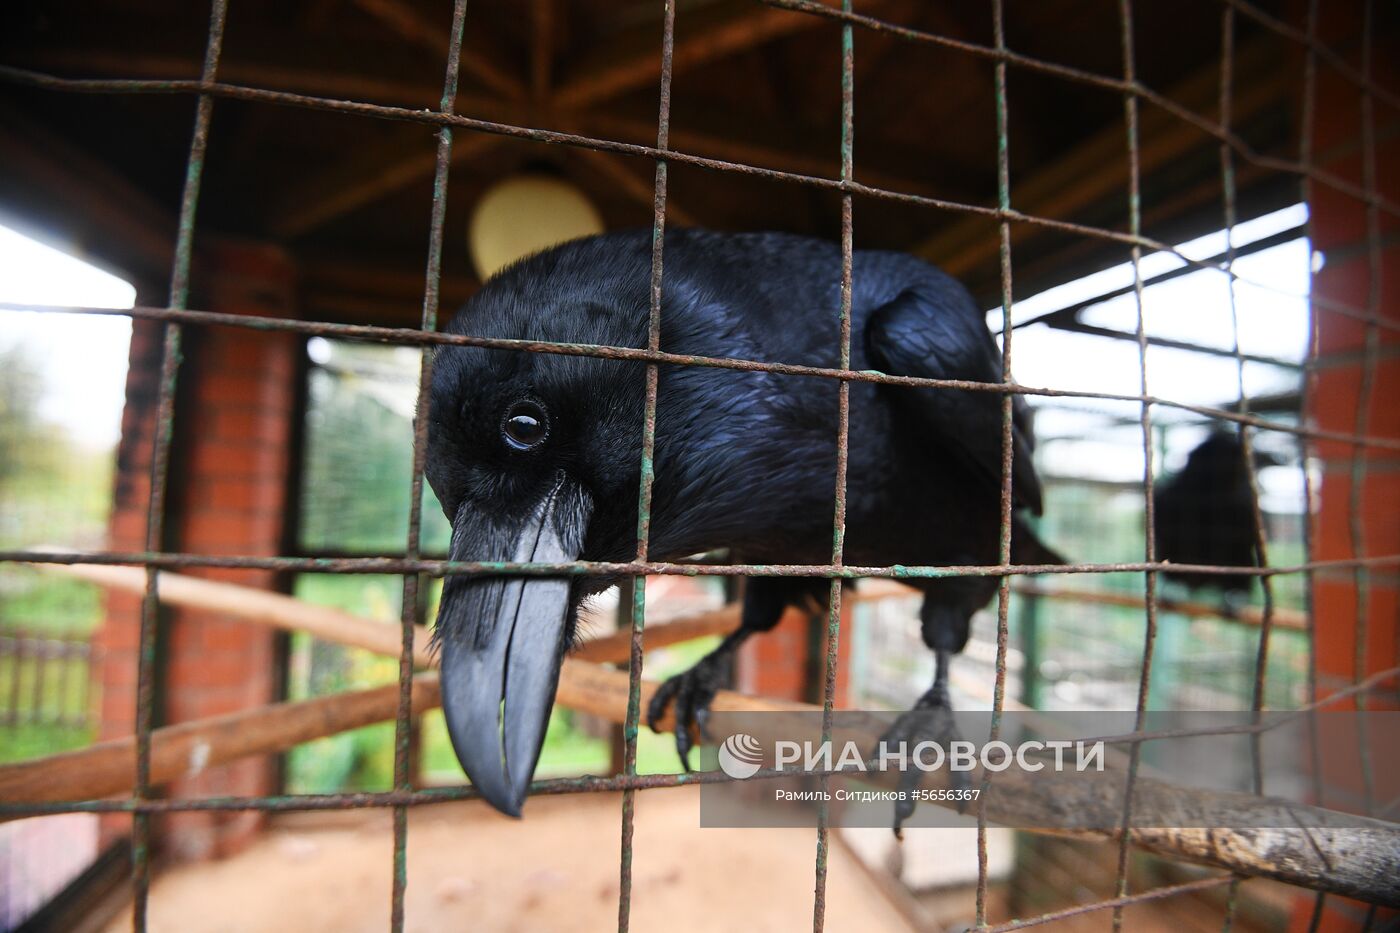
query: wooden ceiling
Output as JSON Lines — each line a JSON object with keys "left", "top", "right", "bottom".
{"left": 0, "top": 0, "right": 1305, "bottom": 324}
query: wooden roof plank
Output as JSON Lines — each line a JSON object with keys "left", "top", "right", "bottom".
{"left": 348, "top": 0, "right": 527, "bottom": 101}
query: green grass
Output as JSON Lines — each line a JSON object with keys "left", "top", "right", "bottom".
{"left": 0, "top": 722, "right": 93, "bottom": 762}
{"left": 0, "top": 403, "right": 114, "bottom": 762}
{"left": 0, "top": 571, "right": 104, "bottom": 637}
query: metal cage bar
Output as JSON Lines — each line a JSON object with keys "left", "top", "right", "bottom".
{"left": 1109, "top": 1, "right": 1165, "bottom": 926}
{"left": 0, "top": 1, "right": 1395, "bottom": 930}
{"left": 616, "top": 2, "right": 676, "bottom": 928}
{"left": 1217, "top": 5, "right": 1276, "bottom": 924}
{"left": 9, "top": 545, "right": 1400, "bottom": 583}
{"left": 386, "top": 1, "right": 472, "bottom": 927}
{"left": 1295, "top": 6, "right": 1329, "bottom": 927}
{"left": 811, "top": 3, "right": 855, "bottom": 929}
{"left": 128, "top": 2, "right": 228, "bottom": 928}
{"left": 975, "top": 0, "right": 1019, "bottom": 924}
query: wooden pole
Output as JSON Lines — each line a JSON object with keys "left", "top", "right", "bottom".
{"left": 0, "top": 676, "right": 442, "bottom": 806}
{"left": 1010, "top": 581, "right": 1308, "bottom": 631}
{"left": 18, "top": 563, "right": 1395, "bottom": 905}
{"left": 43, "top": 561, "right": 436, "bottom": 665}
{"left": 1, "top": 657, "right": 1394, "bottom": 906}
{"left": 38, "top": 561, "right": 748, "bottom": 666}
{"left": 853, "top": 577, "right": 1308, "bottom": 631}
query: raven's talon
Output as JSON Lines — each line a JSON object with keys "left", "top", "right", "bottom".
{"left": 646, "top": 658, "right": 726, "bottom": 769}
{"left": 877, "top": 698, "right": 967, "bottom": 837}
{"left": 645, "top": 678, "right": 681, "bottom": 734}
{"left": 694, "top": 705, "right": 713, "bottom": 742}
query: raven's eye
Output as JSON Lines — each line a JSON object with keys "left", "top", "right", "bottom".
{"left": 502, "top": 400, "right": 548, "bottom": 451}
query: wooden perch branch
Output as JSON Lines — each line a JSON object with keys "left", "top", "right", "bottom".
{"left": 3, "top": 661, "right": 1394, "bottom": 905}
{"left": 38, "top": 561, "right": 744, "bottom": 667}
{"left": 2, "top": 562, "right": 761, "bottom": 805}
{"left": 1011, "top": 581, "right": 1308, "bottom": 631}
{"left": 0, "top": 676, "right": 444, "bottom": 806}
{"left": 45, "top": 561, "right": 437, "bottom": 666}
{"left": 855, "top": 577, "right": 1307, "bottom": 631}
{"left": 13, "top": 563, "right": 1396, "bottom": 906}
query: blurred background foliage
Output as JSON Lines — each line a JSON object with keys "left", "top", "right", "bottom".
{"left": 0, "top": 343, "right": 110, "bottom": 763}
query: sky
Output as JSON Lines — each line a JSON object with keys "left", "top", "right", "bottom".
{"left": 0, "top": 206, "right": 1310, "bottom": 505}
{"left": 986, "top": 203, "right": 1311, "bottom": 508}
{"left": 0, "top": 224, "right": 135, "bottom": 448}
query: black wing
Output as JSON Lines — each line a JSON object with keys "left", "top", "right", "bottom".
{"left": 866, "top": 288, "right": 1044, "bottom": 514}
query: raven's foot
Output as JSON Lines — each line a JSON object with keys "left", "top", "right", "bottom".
{"left": 877, "top": 690, "right": 971, "bottom": 838}
{"left": 646, "top": 652, "right": 729, "bottom": 770}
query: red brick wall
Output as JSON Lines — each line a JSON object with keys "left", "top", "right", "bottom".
{"left": 96, "top": 242, "right": 299, "bottom": 859}
{"left": 736, "top": 601, "right": 853, "bottom": 706}
{"left": 1291, "top": 4, "right": 1398, "bottom": 929}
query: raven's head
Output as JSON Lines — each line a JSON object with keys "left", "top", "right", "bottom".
{"left": 423, "top": 239, "right": 650, "bottom": 815}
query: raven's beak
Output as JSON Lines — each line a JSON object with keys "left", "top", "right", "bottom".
{"left": 434, "top": 475, "right": 591, "bottom": 816}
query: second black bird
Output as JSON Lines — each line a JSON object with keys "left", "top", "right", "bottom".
{"left": 1153, "top": 430, "right": 1273, "bottom": 599}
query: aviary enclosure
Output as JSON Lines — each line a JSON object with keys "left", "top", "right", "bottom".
{"left": 0, "top": 0, "right": 1396, "bottom": 930}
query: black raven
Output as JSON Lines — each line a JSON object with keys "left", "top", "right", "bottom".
{"left": 424, "top": 229, "right": 1060, "bottom": 817}
{"left": 1153, "top": 431, "right": 1273, "bottom": 599}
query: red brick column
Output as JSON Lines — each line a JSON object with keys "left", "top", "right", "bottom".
{"left": 736, "top": 601, "right": 853, "bottom": 706}
{"left": 94, "top": 316, "right": 164, "bottom": 850}
{"left": 1292, "top": 4, "right": 1399, "bottom": 929}
{"left": 96, "top": 242, "right": 299, "bottom": 859}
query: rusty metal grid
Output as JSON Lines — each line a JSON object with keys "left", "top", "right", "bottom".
{"left": 0, "top": 0, "right": 1397, "bottom": 931}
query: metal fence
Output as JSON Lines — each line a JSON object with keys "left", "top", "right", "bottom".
{"left": 0, "top": 628, "right": 92, "bottom": 732}
{"left": 0, "top": 0, "right": 1397, "bottom": 930}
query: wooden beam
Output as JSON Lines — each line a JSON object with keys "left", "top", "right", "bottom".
{"left": 268, "top": 1, "right": 894, "bottom": 236}
{"left": 301, "top": 257, "right": 480, "bottom": 302}
{"left": 274, "top": 92, "right": 939, "bottom": 241}
{"left": 554, "top": 3, "right": 837, "bottom": 110}
{"left": 531, "top": 0, "right": 555, "bottom": 103}
{"left": 915, "top": 36, "right": 1289, "bottom": 278}
{"left": 577, "top": 112, "right": 945, "bottom": 201}
{"left": 348, "top": 0, "right": 526, "bottom": 100}
{"left": 270, "top": 129, "right": 503, "bottom": 239}
{"left": 570, "top": 148, "right": 698, "bottom": 226}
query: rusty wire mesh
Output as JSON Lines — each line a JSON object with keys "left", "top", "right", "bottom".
{"left": 0, "top": 0, "right": 1397, "bottom": 930}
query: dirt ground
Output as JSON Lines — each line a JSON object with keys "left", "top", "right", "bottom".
{"left": 104, "top": 785, "right": 917, "bottom": 933}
